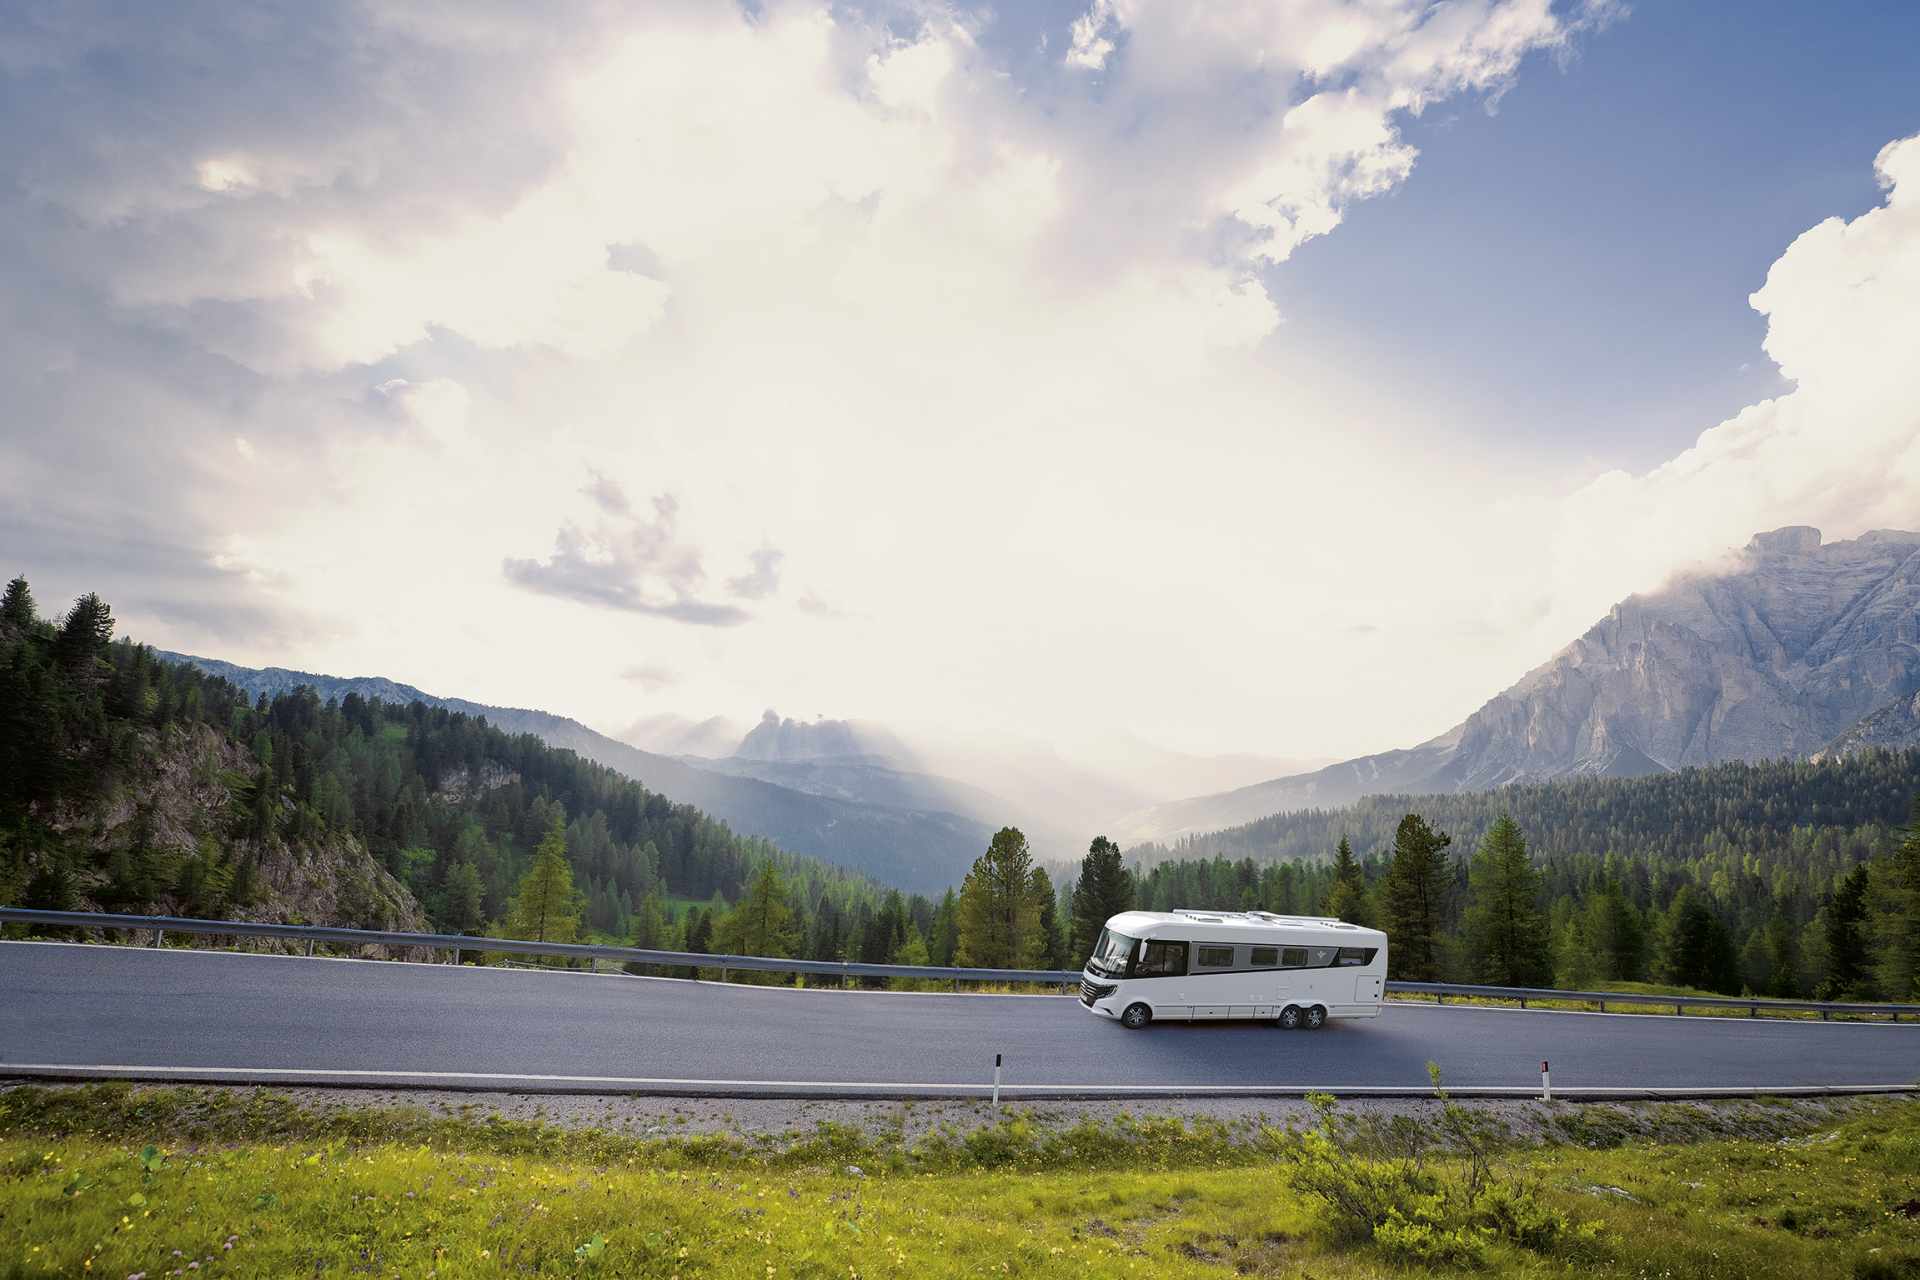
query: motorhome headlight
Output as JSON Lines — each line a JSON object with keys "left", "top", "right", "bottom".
{"left": 1079, "top": 979, "right": 1118, "bottom": 1006}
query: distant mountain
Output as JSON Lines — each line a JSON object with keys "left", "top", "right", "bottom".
{"left": 618, "top": 712, "right": 750, "bottom": 759}
{"left": 733, "top": 710, "right": 900, "bottom": 763}
{"left": 1118, "top": 526, "right": 1920, "bottom": 842}
{"left": 154, "top": 654, "right": 995, "bottom": 894}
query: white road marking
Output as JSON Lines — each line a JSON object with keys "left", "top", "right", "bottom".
{"left": 1, "top": 1064, "right": 1913, "bottom": 1097}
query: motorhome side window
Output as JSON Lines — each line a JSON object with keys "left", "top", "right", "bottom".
{"left": 1334, "top": 947, "right": 1378, "bottom": 966}
{"left": 1135, "top": 941, "right": 1187, "bottom": 977}
{"left": 1196, "top": 945, "right": 1233, "bottom": 968}
{"left": 1280, "top": 946, "right": 1308, "bottom": 967}
{"left": 1249, "top": 946, "right": 1278, "bottom": 967}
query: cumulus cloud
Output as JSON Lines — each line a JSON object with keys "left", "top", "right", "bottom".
{"left": 727, "top": 546, "right": 785, "bottom": 601}
{"left": 502, "top": 486, "right": 764, "bottom": 627}
{"left": 619, "top": 663, "right": 678, "bottom": 692}
{"left": 2, "top": 0, "right": 1712, "bottom": 757}
{"left": 1056, "top": 0, "right": 1619, "bottom": 270}
{"left": 1520, "top": 131, "right": 1920, "bottom": 628}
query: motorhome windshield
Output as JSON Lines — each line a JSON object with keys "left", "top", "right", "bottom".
{"left": 1087, "top": 928, "right": 1136, "bottom": 977}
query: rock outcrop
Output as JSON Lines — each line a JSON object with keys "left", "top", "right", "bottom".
{"left": 1816, "top": 691, "right": 1920, "bottom": 760}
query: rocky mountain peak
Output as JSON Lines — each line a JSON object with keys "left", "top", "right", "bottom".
{"left": 1115, "top": 525, "right": 1920, "bottom": 843}
{"left": 1744, "top": 525, "right": 1823, "bottom": 556}
{"left": 734, "top": 710, "right": 870, "bottom": 763}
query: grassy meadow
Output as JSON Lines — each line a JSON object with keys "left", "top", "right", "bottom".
{"left": 0, "top": 1084, "right": 1914, "bottom": 1279}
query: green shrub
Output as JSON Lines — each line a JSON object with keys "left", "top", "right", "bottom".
{"left": 1374, "top": 1195, "right": 1491, "bottom": 1268}
{"left": 1281, "top": 1068, "right": 1603, "bottom": 1268}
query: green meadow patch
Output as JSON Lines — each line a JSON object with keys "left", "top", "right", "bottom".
{"left": 1, "top": 1085, "right": 1914, "bottom": 1278}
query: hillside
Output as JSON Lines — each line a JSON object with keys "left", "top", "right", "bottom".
{"left": 1134, "top": 748, "right": 1920, "bottom": 870}
{"left": 0, "top": 582, "right": 891, "bottom": 938}
{"left": 1128, "top": 746, "right": 1920, "bottom": 1000}
{"left": 1119, "top": 526, "right": 1920, "bottom": 840}
{"left": 157, "top": 654, "right": 996, "bottom": 894}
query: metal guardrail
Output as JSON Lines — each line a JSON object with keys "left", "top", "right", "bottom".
{"left": 4, "top": 908, "right": 1917, "bottom": 1020}
{"left": 1387, "top": 979, "right": 1920, "bottom": 1021}
{"left": 0, "top": 908, "right": 1077, "bottom": 986}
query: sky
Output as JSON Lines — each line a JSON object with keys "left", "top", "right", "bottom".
{"left": 2, "top": 0, "right": 1918, "bottom": 767}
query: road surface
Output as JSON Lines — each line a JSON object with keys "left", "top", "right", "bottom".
{"left": 2, "top": 942, "right": 1914, "bottom": 1097}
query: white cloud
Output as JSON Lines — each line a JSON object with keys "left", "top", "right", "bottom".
{"left": 18, "top": 0, "right": 1821, "bottom": 770}
{"left": 1512, "top": 131, "right": 1920, "bottom": 636}
{"left": 372, "top": 378, "right": 471, "bottom": 445}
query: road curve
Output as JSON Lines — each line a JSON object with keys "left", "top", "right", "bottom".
{"left": 2, "top": 943, "right": 1915, "bottom": 1098}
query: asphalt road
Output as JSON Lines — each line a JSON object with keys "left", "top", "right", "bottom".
{"left": 3, "top": 942, "right": 1915, "bottom": 1098}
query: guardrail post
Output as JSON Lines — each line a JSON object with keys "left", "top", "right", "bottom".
{"left": 1676, "top": 1003, "right": 1683, "bottom": 1016}
{"left": 1519, "top": 997, "right": 1527, "bottom": 1009}
{"left": 306, "top": 939, "right": 315, "bottom": 957}
{"left": 1598, "top": 1000, "right": 1606, "bottom": 1013}
{"left": 453, "top": 946, "right": 462, "bottom": 966}
{"left": 152, "top": 929, "right": 163, "bottom": 948}
{"left": 1749, "top": 1003, "right": 1757, "bottom": 1018}
{"left": 1820, "top": 1009, "right": 1829, "bottom": 1022}
{"left": 1436, "top": 992, "right": 1445, "bottom": 1006}
{"left": 720, "top": 964, "right": 729, "bottom": 984}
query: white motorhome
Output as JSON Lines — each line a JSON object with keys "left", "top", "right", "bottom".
{"left": 1079, "top": 909, "right": 1388, "bottom": 1030}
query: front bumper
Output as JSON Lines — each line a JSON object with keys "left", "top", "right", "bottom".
{"left": 1079, "top": 975, "right": 1119, "bottom": 1016}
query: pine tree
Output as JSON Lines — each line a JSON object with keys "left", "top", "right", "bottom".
{"left": 889, "top": 923, "right": 934, "bottom": 991}
{"left": 503, "top": 816, "right": 582, "bottom": 950}
{"left": 1, "top": 576, "right": 35, "bottom": 628}
{"left": 444, "top": 862, "right": 485, "bottom": 933}
{"left": 1321, "top": 835, "right": 1373, "bottom": 925}
{"left": 1460, "top": 816, "right": 1552, "bottom": 986}
{"left": 956, "top": 826, "right": 1044, "bottom": 968}
{"left": 1874, "top": 798, "right": 1920, "bottom": 1000}
{"left": 1382, "top": 813, "right": 1452, "bottom": 981}
{"left": 1585, "top": 879, "right": 1646, "bottom": 981}
{"left": 684, "top": 908, "right": 713, "bottom": 954}
{"left": 717, "top": 862, "right": 799, "bottom": 963}
{"left": 808, "top": 896, "right": 846, "bottom": 962}
{"left": 1031, "top": 865, "right": 1065, "bottom": 969}
{"left": 1761, "top": 908, "right": 1803, "bottom": 997}
{"left": 1821, "top": 863, "right": 1871, "bottom": 999}
{"left": 1069, "top": 835, "right": 1135, "bottom": 957}
{"left": 54, "top": 593, "right": 114, "bottom": 671}
{"left": 929, "top": 888, "right": 960, "bottom": 966}
{"left": 629, "top": 889, "right": 670, "bottom": 950}
{"left": 1659, "top": 887, "right": 1740, "bottom": 994}
{"left": 1553, "top": 917, "right": 1599, "bottom": 989}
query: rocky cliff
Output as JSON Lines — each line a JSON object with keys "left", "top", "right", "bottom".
{"left": 1119, "top": 527, "right": 1920, "bottom": 840}
{"left": 1817, "top": 691, "right": 1920, "bottom": 760}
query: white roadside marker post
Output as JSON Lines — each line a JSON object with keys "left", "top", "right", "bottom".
{"left": 993, "top": 1053, "right": 1002, "bottom": 1112}
{"left": 1540, "top": 1059, "right": 1552, "bottom": 1103}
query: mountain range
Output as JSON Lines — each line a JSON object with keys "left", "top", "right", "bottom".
{"left": 1116, "top": 526, "right": 1920, "bottom": 843}
{"left": 154, "top": 654, "right": 995, "bottom": 895}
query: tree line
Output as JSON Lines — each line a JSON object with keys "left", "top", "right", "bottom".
{"left": 1131, "top": 807, "right": 1920, "bottom": 1001}
{"left": 8, "top": 574, "right": 1917, "bottom": 1000}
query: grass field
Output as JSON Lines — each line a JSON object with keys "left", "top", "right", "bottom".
{"left": 2, "top": 1085, "right": 1915, "bottom": 1278}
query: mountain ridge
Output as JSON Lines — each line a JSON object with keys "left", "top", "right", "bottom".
{"left": 153, "top": 653, "right": 995, "bottom": 894}
{"left": 1116, "top": 526, "right": 1920, "bottom": 842}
